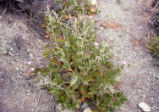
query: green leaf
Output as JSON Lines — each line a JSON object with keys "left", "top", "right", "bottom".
{"left": 36, "top": 6, "right": 126, "bottom": 112}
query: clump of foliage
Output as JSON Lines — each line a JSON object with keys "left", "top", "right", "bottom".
{"left": 34, "top": 0, "right": 126, "bottom": 112}
{"left": 147, "top": 34, "right": 159, "bottom": 57}
{"left": 56, "top": 0, "right": 99, "bottom": 17}
{"left": 150, "top": 13, "right": 159, "bottom": 36}
{"left": 147, "top": 0, "right": 159, "bottom": 66}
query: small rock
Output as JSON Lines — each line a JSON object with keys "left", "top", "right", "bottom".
{"left": 83, "top": 107, "right": 92, "bottom": 112}
{"left": 22, "top": 36, "right": 26, "bottom": 39}
{"left": 13, "top": 23, "right": 17, "bottom": 27}
{"left": 100, "top": 27, "right": 104, "bottom": 30}
{"left": 154, "top": 75, "right": 159, "bottom": 80}
{"left": 16, "top": 68, "right": 19, "bottom": 71}
{"left": 139, "top": 102, "right": 151, "bottom": 112}
{"left": 26, "top": 90, "right": 30, "bottom": 96}
{"left": 94, "top": 42, "right": 99, "bottom": 46}
{"left": 29, "top": 53, "right": 34, "bottom": 59}
{"left": 81, "top": 102, "right": 89, "bottom": 109}
{"left": 55, "top": 104, "right": 70, "bottom": 112}
{"left": 89, "top": 0, "right": 97, "bottom": 6}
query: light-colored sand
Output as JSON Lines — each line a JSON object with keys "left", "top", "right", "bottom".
{"left": 96, "top": 0, "right": 159, "bottom": 112}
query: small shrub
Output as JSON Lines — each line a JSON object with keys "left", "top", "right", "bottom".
{"left": 34, "top": 9, "right": 126, "bottom": 112}
{"left": 56, "top": 0, "right": 99, "bottom": 17}
{"left": 34, "top": 0, "right": 126, "bottom": 112}
{"left": 147, "top": 34, "right": 159, "bottom": 57}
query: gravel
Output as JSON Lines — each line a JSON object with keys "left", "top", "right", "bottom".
{"left": 96, "top": 0, "right": 159, "bottom": 112}
{"left": 0, "top": 13, "right": 56, "bottom": 112}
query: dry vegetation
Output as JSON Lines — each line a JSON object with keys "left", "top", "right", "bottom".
{"left": 146, "top": 0, "right": 159, "bottom": 60}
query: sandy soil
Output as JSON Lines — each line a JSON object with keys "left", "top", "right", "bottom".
{"left": 96, "top": 0, "right": 159, "bottom": 112}
{"left": 0, "top": 13, "right": 56, "bottom": 112}
{"left": 0, "top": 0, "right": 159, "bottom": 112}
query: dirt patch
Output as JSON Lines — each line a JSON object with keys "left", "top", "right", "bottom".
{"left": 96, "top": 0, "right": 159, "bottom": 111}
{"left": 0, "top": 11, "right": 56, "bottom": 112}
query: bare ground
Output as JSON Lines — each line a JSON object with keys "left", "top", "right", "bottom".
{"left": 96, "top": 0, "right": 159, "bottom": 112}
{"left": 0, "top": 0, "right": 159, "bottom": 112}
{"left": 0, "top": 13, "right": 56, "bottom": 112}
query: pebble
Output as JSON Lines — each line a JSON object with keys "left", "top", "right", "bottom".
{"left": 94, "top": 42, "right": 99, "bottom": 46}
{"left": 89, "top": 0, "right": 97, "bottom": 6}
{"left": 22, "top": 36, "right": 26, "bottom": 39}
{"left": 139, "top": 102, "right": 151, "bottom": 112}
{"left": 88, "top": 16, "right": 93, "bottom": 19}
{"left": 29, "top": 53, "right": 34, "bottom": 59}
{"left": 13, "top": 23, "right": 17, "bottom": 27}
{"left": 26, "top": 90, "right": 30, "bottom": 96}
{"left": 16, "top": 68, "right": 19, "bottom": 71}
{"left": 55, "top": 104, "right": 70, "bottom": 112}
{"left": 139, "top": 26, "right": 143, "bottom": 29}
{"left": 100, "top": 27, "right": 104, "bottom": 30}
{"left": 154, "top": 75, "right": 159, "bottom": 80}
{"left": 83, "top": 107, "right": 92, "bottom": 112}
{"left": 81, "top": 102, "right": 89, "bottom": 109}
